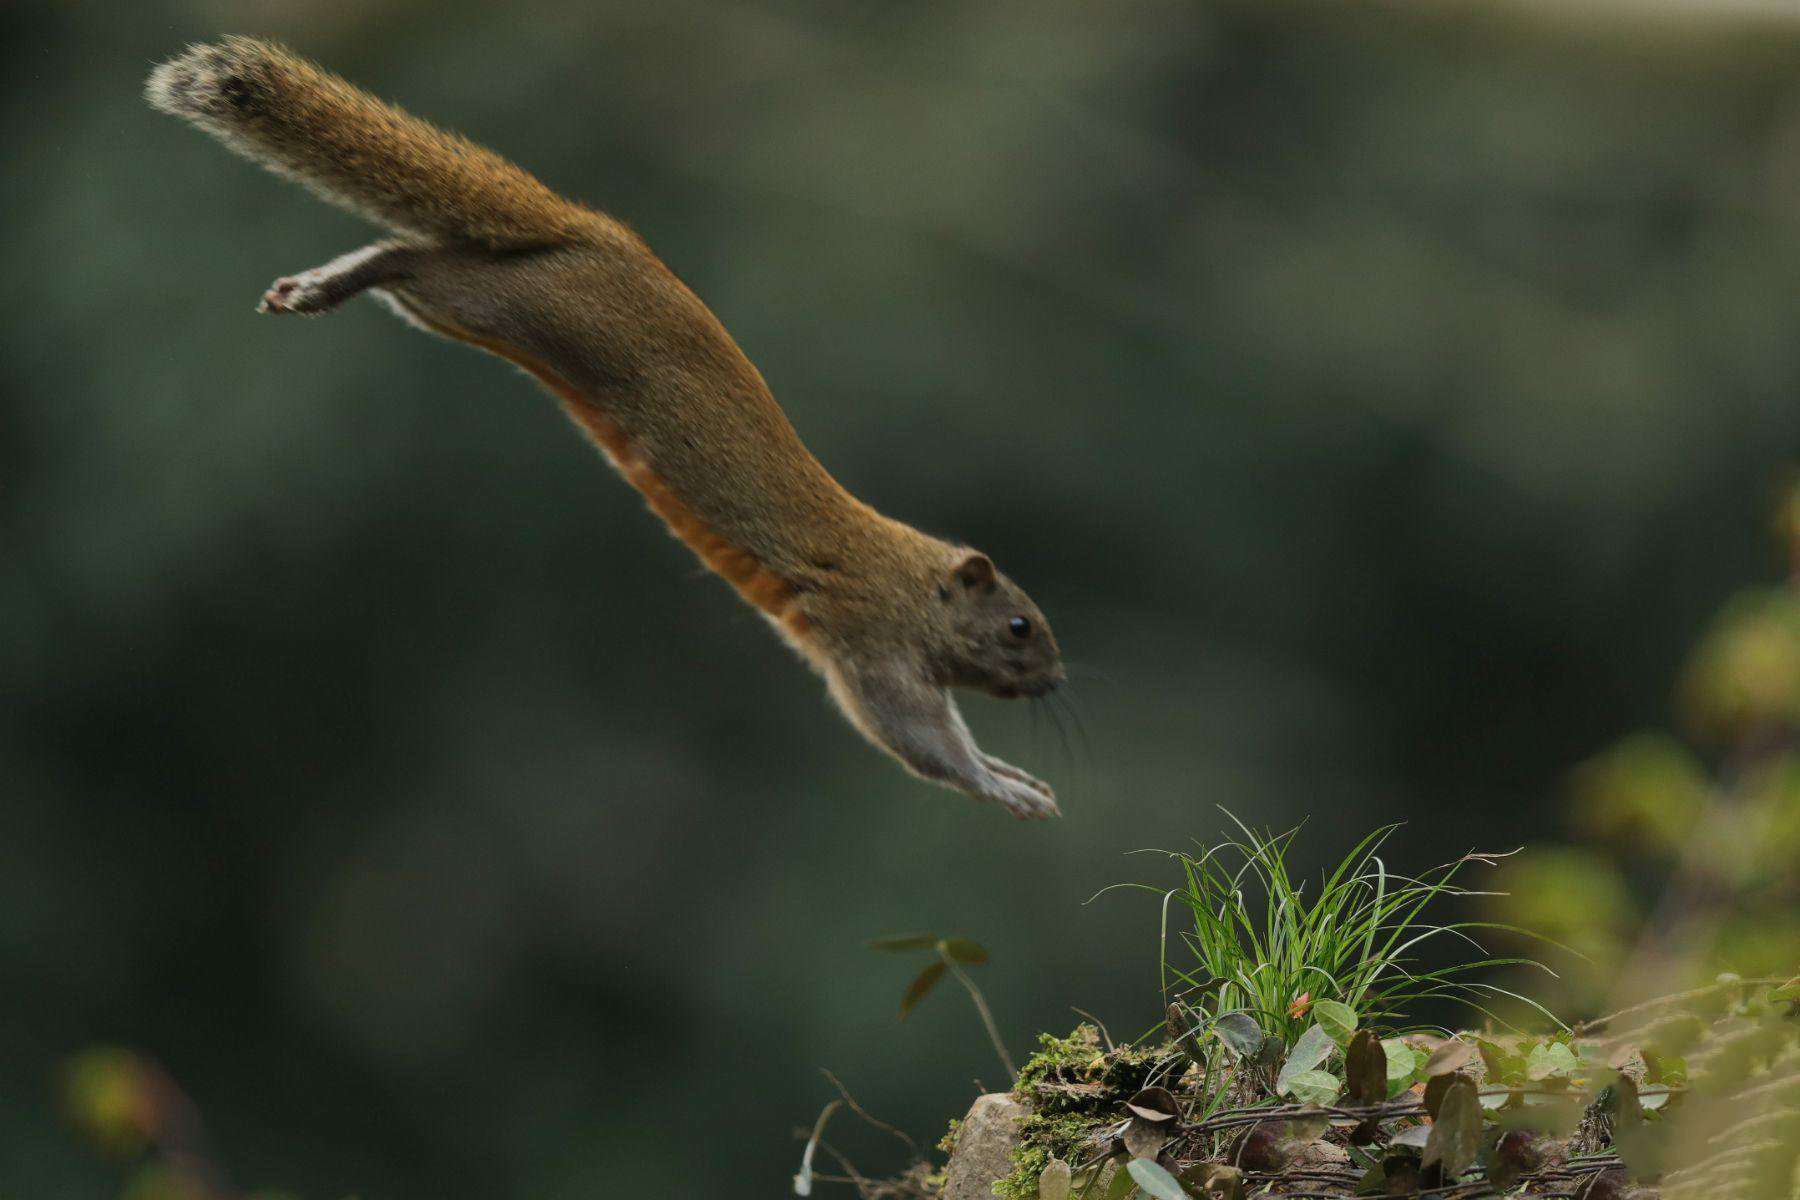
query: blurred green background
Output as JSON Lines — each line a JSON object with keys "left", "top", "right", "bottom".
{"left": 6, "top": 0, "right": 1800, "bottom": 1195}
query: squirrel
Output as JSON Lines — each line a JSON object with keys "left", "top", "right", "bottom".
{"left": 146, "top": 38, "right": 1065, "bottom": 819}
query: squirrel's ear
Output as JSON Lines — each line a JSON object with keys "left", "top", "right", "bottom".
{"left": 954, "top": 552, "right": 996, "bottom": 592}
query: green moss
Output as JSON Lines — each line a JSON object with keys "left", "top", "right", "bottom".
{"left": 1014, "top": 1025, "right": 1105, "bottom": 1097}
{"left": 938, "top": 1116, "right": 963, "bottom": 1156}
{"left": 1014, "top": 1025, "right": 1168, "bottom": 1110}
{"left": 994, "top": 1026, "right": 1181, "bottom": 1199}
{"left": 994, "top": 1111, "right": 1097, "bottom": 1200}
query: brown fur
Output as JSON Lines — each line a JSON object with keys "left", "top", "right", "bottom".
{"left": 146, "top": 35, "right": 596, "bottom": 248}
{"left": 147, "top": 38, "right": 1066, "bottom": 818}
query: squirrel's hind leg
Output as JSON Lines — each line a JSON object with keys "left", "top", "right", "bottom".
{"left": 259, "top": 240, "right": 427, "bottom": 316}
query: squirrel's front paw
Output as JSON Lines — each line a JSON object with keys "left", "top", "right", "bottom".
{"left": 980, "top": 766, "right": 1060, "bottom": 821}
{"left": 982, "top": 755, "right": 1057, "bottom": 800}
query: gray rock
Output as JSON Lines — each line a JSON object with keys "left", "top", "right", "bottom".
{"left": 942, "top": 1093, "right": 1029, "bottom": 1200}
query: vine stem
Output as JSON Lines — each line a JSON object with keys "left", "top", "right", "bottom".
{"left": 943, "top": 955, "right": 1018, "bottom": 1079}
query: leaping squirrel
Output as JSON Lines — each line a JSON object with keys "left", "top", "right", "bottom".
{"left": 147, "top": 38, "right": 1065, "bottom": 819}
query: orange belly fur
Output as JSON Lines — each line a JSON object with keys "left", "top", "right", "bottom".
{"left": 407, "top": 313, "right": 807, "bottom": 635}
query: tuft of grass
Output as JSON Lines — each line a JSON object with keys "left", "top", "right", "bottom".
{"left": 1111, "top": 811, "right": 1562, "bottom": 1054}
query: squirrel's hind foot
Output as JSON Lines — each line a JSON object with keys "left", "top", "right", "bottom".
{"left": 258, "top": 274, "right": 331, "bottom": 315}
{"left": 257, "top": 242, "right": 421, "bottom": 316}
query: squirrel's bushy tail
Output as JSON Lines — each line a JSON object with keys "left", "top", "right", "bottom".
{"left": 146, "top": 37, "right": 600, "bottom": 249}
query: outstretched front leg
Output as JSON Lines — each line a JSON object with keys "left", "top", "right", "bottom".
{"left": 828, "top": 666, "right": 1060, "bottom": 820}
{"left": 258, "top": 240, "right": 427, "bottom": 315}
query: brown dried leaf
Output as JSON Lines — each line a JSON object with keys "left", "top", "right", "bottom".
{"left": 1346, "top": 1029, "right": 1387, "bottom": 1107}
{"left": 1379, "top": 1152, "right": 1421, "bottom": 1195}
{"left": 1422, "top": 1075, "right": 1481, "bottom": 1178}
{"left": 937, "top": 938, "right": 989, "bottom": 965}
{"left": 1187, "top": 1163, "right": 1244, "bottom": 1200}
{"left": 1231, "top": 1114, "right": 1329, "bottom": 1171}
{"left": 1121, "top": 1118, "right": 1168, "bottom": 1161}
{"left": 897, "top": 961, "right": 945, "bottom": 1019}
{"left": 1421, "top": 1071, "right": 1459, "bottom": 1120}
{"left": 1125, "top": 1086, "right": 1180, "bottom": 1123}
{"left": 1425, "top": 1039, "right": 1478, "bottom": 1077}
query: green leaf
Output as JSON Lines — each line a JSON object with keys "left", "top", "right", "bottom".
{"left": 1524, "top": 1041, "right": 1582, "bottom": 1081}
{"left": 1279, "top": 1025, "right": 1335, "bottom": 1094}
{"left": 1422, "top": 1075, "right": 1481, "bottom": 1177}
{"left": 1313, "top": 1000, "right": 1358, "bottom": 1046}
{"left": 1279, "top": 1069, "right": 1342, "bottom": 1106}
{"left": 937, "top": 938, "right": 989, "bottom": 965}
{"left": 1476, "top": 1038, "right": 1527, "bottom": 1086}
{"left": 1125, "top": 1158, "right": 1191, "bottom": 1200}
{"left": 1382, "top": 1039, "right": 1424, "bottom": 1096}
{"left": 1344, "top": 1030, "right": 1387, "bottom": 1107}
{"left": 867, "top": 934, "right": 937, "bottom": 953}
{"left": 1640, "top": 1050, "right": 1688, "bottom": 1087}
{"left": 1211, "top": 1012, "right": 1265, "bottom": 1060}
{"left": 898, "top": 961, "right": 945, "bottom": 1018}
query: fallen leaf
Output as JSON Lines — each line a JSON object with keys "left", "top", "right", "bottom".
{"left": 1125, "top": 1086, "right": 1181, "bottom": 1123}
{"left": 1122, "top": 1118, "right": 1168, "bottom": 1161}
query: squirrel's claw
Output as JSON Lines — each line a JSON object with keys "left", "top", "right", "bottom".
{"left": 258, "top": 273, "right": 330, "bottom": 315}
{"left": 992, "top": 777, "right": 1060, "bottom": 821}
{"left": 983, "top": 754, "right": 1056, "bottom": 796}
{"left": 980, "top": 757, "right": 1059, "bottom": 820}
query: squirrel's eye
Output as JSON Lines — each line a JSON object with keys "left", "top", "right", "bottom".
{"left": 1008, "top": 616, "right": 1032, "bottom": 639}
